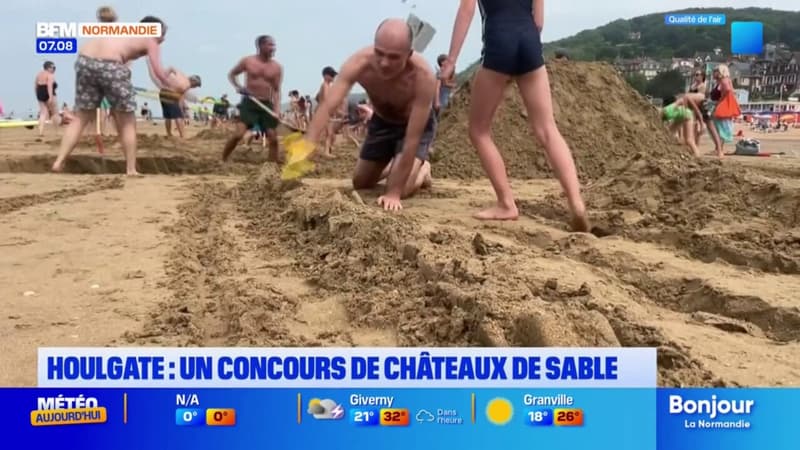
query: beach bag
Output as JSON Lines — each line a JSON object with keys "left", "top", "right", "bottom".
{"left": 713, "top": 91, "right": 741, "bottom": 120}
{"left": 734, "top": 138, "right": 760, "bottom": 155}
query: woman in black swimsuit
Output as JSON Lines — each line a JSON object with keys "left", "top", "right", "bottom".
{"left": 689, "top": 69, "right": 722, "bottom": 154}
{"left": 439, "top": 0, "right": 588, "bottom": 231}
{"left": 35, "top": 61, "right": 59, "bottom": 136}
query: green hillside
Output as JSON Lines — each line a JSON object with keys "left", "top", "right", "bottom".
{"left": 457, "top": 7, "right": 799, "bottom": 82}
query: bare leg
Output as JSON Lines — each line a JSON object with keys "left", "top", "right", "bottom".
{"left": 705, "top": 120, "right": 723, "bottom": 157}
{"left": 380, "top": 159, "right": 394, "bottom": 179}
{"left": 176, "top": 116, "right": 186, "bottom": 139}
{"left": 37, "top": 101, "right": 49, "bottom": 136}
{"left": 694, "top": 121, "right": 704, "bottom": 146}
{"left": 266, "top": 129, "right": 279, "bottom": 162}
{"left": 165, "top": 119, "right": 173, "bottom": 137}
{"left": 398, "top": 159, "right": 426, "bottom": 198}
{"left": 377, "top": 157, "right": 429, "bottom": 197}
{"left": 222, "top": 122, "right": 247, "bottom": 161}
{"left": 50, "top": 99, "right": 61, "bottom": 128}
{"left": 103, "top": 111, "right": 113, "bottom": 135}
{"left": 52, "top": 110, "right": 94, "bottom": 172}
{"left": 517, "top": 66, "right": 588, "bottom": 231}
{"left": 683, "top": 120, "right": 700, "bottom": 156}
{"left": 113, "top": 111, "right": 140, "bottom": 175}
{"left": 403, "top": 159, "right": 431, "bottom": 194}
{"left": 467, "top": 67, "right": 518, "bottom": 220}
{"left": 352, "top": 159, "right": 389, "bottom": 191}
{"left": 323, "top": 122, "right": 336, "bottom": 158}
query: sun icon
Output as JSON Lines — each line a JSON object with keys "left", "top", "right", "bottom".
{"left": 485, "top": 397, "right": 513, "bottom": 425}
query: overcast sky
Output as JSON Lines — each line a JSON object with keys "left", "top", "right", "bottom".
{"left": 0, "top": 0, "right": 796, "bottom": 116}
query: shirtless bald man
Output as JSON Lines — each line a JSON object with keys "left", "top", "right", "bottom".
{"left": 299, "top": 18, "right": 436, "bottom": 211}
{"left": 223, "top": 35, "right": 283, "bottom": 162}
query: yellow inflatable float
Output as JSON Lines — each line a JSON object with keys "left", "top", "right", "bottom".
{"left": 0, "top": 120, "right": 38, "bottom": 129}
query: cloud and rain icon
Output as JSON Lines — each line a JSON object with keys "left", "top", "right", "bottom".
{"left": 307, "top": 398, "right": 345, "bottom": 420}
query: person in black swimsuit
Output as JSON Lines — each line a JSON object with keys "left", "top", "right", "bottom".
{"left": 439, "top": 0, "right": 588, "bottom": 231}
{"left": 703, "top": 70, "right": 724, "bottom": 155}
{"left": 35, "top": 61, "right": 59, "bottom": 136}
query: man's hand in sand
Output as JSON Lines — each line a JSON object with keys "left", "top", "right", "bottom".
{"left": 377, "top": 194, "right": 402, "bottom": 212}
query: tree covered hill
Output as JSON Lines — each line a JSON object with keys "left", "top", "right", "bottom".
{"left": 456, "top": 7, "right": 799, "bottom": 82}
{"left": 546, "top": 7, "right": 799, "bottom": 61}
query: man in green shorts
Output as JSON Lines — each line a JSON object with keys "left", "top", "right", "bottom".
{"left": 662, "top": 103, "right": 693, "bottom": 123}
{"left": 222, "top": 35, "right": 283, "bottom": 162}
{"left": 662, "top": 96, "right": 703, "bottom": 156}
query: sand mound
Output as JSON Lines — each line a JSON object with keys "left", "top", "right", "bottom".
{"left": 434, "top": 60, "right": 799, "bottom": 274}
{"left": 523, "top": 153, "right": 800, "bottom": 274}
{"left": 229, "top": 165, "right": 626, "bottom": 347}
{"left": 434, "top": 61, "right": 679, "bottom": 180}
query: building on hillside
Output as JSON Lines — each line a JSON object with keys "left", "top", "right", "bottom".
{"left": 752, "top": 52, "right": 799, "bottom": 99}
{"left": 728, "top": 62, "right": 760, "bottom": 90}
{"left": 693, "top": 48, "right": 725, "bottom": 65}
{"left": 614, "top": 58, "right": 664, "bottom": 80}
{"left": 764, "top": 43, "right": 792, "bottom": 62}
{"left": 670, "top": 58, "right": 695, "bottom": 71}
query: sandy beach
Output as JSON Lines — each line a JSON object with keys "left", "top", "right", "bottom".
{"left": 1, "top": 61, "right": 798, "bottom": 387}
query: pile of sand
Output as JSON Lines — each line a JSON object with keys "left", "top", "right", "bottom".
{"left": 433, "top": 61, "right": 682, "bottom": 180}
{"left": 232, "top": 165, "right": 627, "bottom": 347}
{"left": 435, "top": 60, "right": 799, "bottom": 271}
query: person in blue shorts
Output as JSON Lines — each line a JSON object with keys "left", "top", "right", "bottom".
{"left": 439, "top": 0, "right": 588, "bottom": 232}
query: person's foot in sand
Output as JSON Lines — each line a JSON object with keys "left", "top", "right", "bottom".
{"left": 419, "top": 161, "right": 432, "bottom": 189}
{"left": 474, "top": 203, "right": 519, "bottom": 221}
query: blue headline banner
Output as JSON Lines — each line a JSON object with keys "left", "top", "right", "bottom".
{"left": 37, "top": 347, "right": 656, "bottom": 388}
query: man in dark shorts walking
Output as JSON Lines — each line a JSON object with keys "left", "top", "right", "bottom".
{"left": 159, "top": 71, "right": 201, "bottom": 138}
{"left": 222, "top": 35, "right": 283, "bottom": 162}
{"left": 284, "top": 18, "right": 436, "bottom": 211}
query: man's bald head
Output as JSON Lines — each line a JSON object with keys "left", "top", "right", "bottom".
{"left": 375, "top": 18, "right": 413, "bottom": 52}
